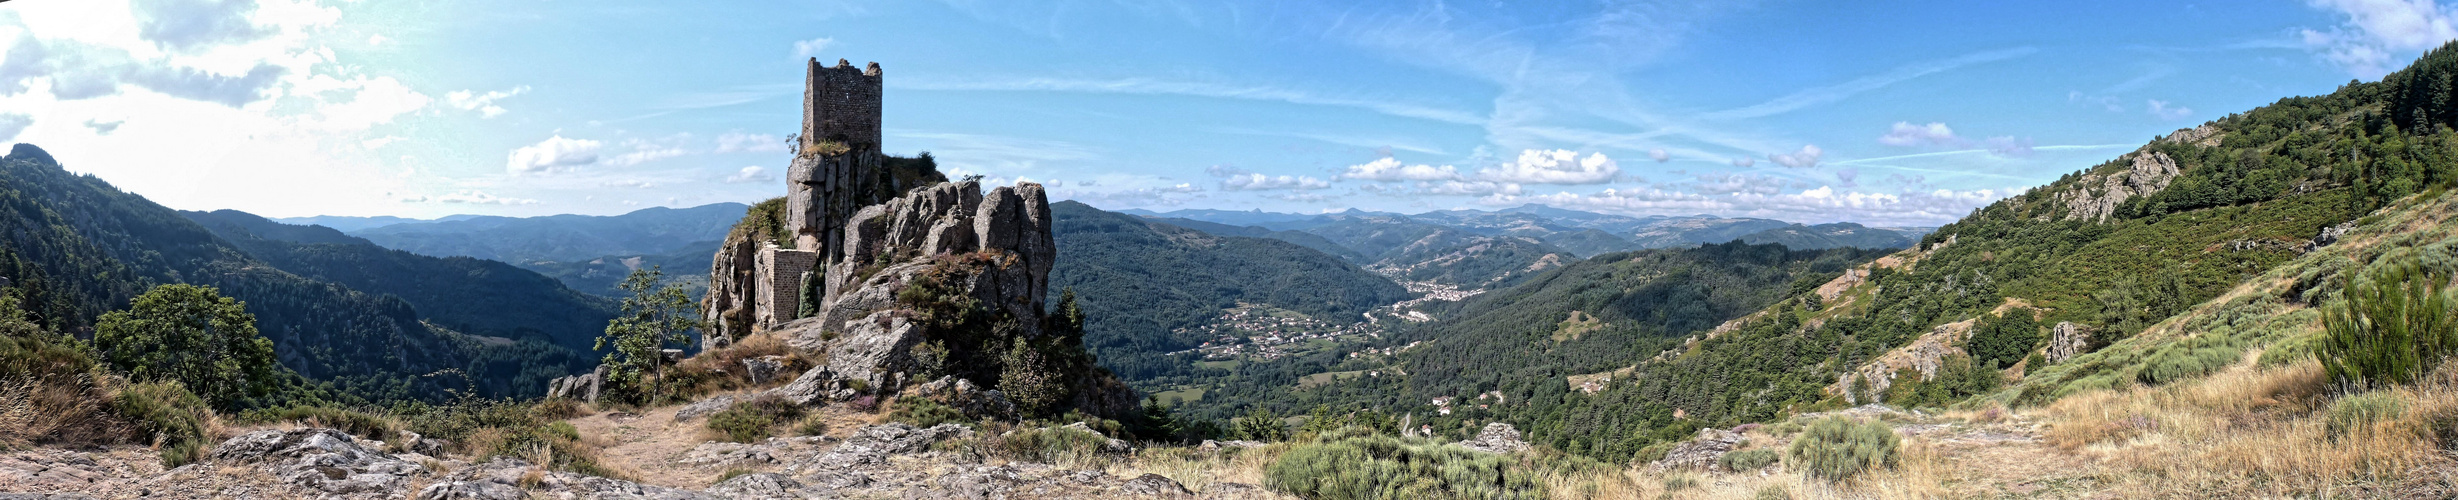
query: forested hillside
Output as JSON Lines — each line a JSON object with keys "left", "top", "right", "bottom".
{"left": 1047, "top": 201, "right": 1410, "bottom": 383}
{"left": 347, "top": 203, "right": 743, "bottom": 264}
{"left": 1442, "top": 42, "right": 2458, "bottom": 465}
{"left": 0, "top": 145, "right": 583, "bottom": 400}
{"left": 183, "top": 209, "right": 618, "bottom": 354}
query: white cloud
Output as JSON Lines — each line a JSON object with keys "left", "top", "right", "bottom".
{"left": 1475, "top": 149, "right": 1618, "bottom": 184}
{"left": 1877, "top": 122, "right": 1958, "bottom": 147}
{"left": 0, "top": 114, "right": 30, "bottom": 142}
{"left": 2301, "top": 0, "right": 2458, "bottom": 78}
{"left": 604, "top": 139, "right": 690, "bottom": 167}
{"left": 130, "top": 0, "right": 273, "bottom": 52}
{"left": 793, "top": 37, "right": 836, "bottom": 57}
{"left": 2147, "top": 99, "right": 2194, "bottom": 121}
{"left": 0, "top": 35, "right": 288, "bottom": 107}
{"left": 1648, "top": 149, "right": 1670, "bottom": 162}
{"left": 82, "top": 119, "right": 121, "bottom": 135}
{"left": 1221, "top": 172, "right": 1330, "bottom": 191}
{"left": 444, "top": 86, "right": 529, "bottom": 118}
{"left": 1983, "top": 136, "right": 2035, "bottom": 157}
{"left": 725, "top": 166, "right": 775, "bottom": 184}
{"left": 1497, "top": 184, "right": 2009, "bottom": 226}
{"left": 1732, "top": 157, "right": 1757, "bottom": 168}
{"left": 1769, "top": 144, "right": 1823, "bottom": 168}
{"left": 1339, "top": 157, "right": 1461, "bottom": 181}
{"left": 716, "top": 132, "right": 788, "bottom": 153}
{"left": 1690, "top": 172, "right": 1789, "bottom": 195}
{"left": 600, "top": 179, "right": 655, "bottom": 189}
{"left": 1421, "top": 180, "right": 1521, "bottom": 196}
{"left": 506, "top": 135, "right": 602, "bottom": 174}
{"left": 425, "top": 190, "right": 541, "bottom": 205}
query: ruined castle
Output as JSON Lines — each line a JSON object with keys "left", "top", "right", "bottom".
{"left": 701, "top": 58, "right": 947, "bottom": 346}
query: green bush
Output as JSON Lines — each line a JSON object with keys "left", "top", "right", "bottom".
{"left": 399, "top": 397, "right": 611, "bottom": 476}
{"left": 113, "top": 381, "right": 213, "bottom": 467}
{"left": 989, "top": 425, "right": 1111, "bottom": 463}
{"left": 1265, "top": 429, "right": 1544, "bottom": 500}
{"left": 2320, "top": 262, "right": 2456, "bottom": 389}
{"left": 1967, "top": 310, "right": 2042, "bottom": 369}
{"left": 1754, "top": 485, "right": 1794, "bottom": 500}
{"left": 242, "top": 405, "right": 398, "bottom": 443}
{"left": 706, "top": 396, "right": 803, "bottom": 443}
{"left": 793, "top": 415, "right": 829, "bottom": 436}
{"left": 1785, "top": 417, "right": 1898, "bottom": 482}
{"left": 884, "top": 397, "right": 973, "bottom": 429}
{"left": 1231, "top": 405, "right": 1286, "bottom": 442}
{"left": 1719, "top": 449, "right": 1780, "bottom": 471}
{"left": 2326, "top": 391, "right": 2408, "bottom": 437}
{"left": 95, "top": 285, "right": 281, "bottom": 410}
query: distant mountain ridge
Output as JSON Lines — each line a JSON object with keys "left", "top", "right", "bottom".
{"left": 339, "top": 203, "right": 747, "bottom": 264}
{"left": 1132, "top": 204, "right": 1933, "bottom": 253}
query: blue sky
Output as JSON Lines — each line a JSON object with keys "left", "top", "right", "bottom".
{"left": 0, "top": 0, "right": 2450, "bottom": 225}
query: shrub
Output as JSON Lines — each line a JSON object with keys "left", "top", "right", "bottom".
{"left": 706, "top": 396, "right": 803, "bottom": 443}
{"left": 793, "top": 415, "right": 829, "bottom": 436}
{"left": 1265, "top": 429, "right": 1545, "bottom": 500}
{"left": 1719, "top": 449, "right": 1780, "bottom": 471}
{"left": 1231, "top": 406, "right": 1286, "bottom": 442}
{"left": 243, "top": 405, "right": 398, "bottom": 443}
{"left": 114, "top": 380, "right": 214, "bottom": 467}
{"left": 94, "top": 285, "right": 280, "bottom": 410}
{"left": 2325, "top": 391, "right": 2408, "bottom": 437}
{"left": 1754, "top": 485, "right": 1794, "bottom": 500}
{"left": 1967, "top": 309, "right": 2042, "bottom": 369}
{"left": 2320, "top": 262, "right": 2456, "bottom": 389}
{"left": 884, "top": 397, "right": 972, "bottom": 429}
{"left": 400, "top": 398, "right": 613, "bottom": 477}
{"left": 1661, "top": 474, "right": 1698, "bottom": 491}
{"left": 1785, "top": 417, "right": 1898, "bottom": 482}
{"left": 988, "top": 425, "right": 1111, "bottom": 464}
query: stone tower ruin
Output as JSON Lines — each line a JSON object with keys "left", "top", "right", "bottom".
{"left": 705, "top": 58, "right": 945, "bottom": 345}
{"left": 788, "top": 58, "right": 886, "bottom": 262}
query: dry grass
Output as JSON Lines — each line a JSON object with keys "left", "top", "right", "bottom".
{"left": 664, "top": 332, "right": 809, "bottom": 402}
{"left": 1122, "top": 444, "right": 1284, "bottom": 494}
{"left": 2038, "top": 359, "right": 2456, "bottom": 496}
{"left": 0, "top": 377, "right": 131, "bottom": 448}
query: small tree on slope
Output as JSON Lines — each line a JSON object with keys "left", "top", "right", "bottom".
{"left": 598, "top": 266, "right": 700, "bottom": 402}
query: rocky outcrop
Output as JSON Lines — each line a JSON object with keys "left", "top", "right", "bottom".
{"left": 1646, "top": 427, "right": 1746, "bottom": 473}
{"left": 743, "top": 355, "right": 788, "bottom": 386}
{"left": 1453, "top": 422, "right": 1531, "bottom": 454}
{"left": 2046, "top": 321, "right": 2091, "bottom": 363}
{"left": 2058, "top": 151, "right": 2181, "bottom": 222}
{"left": 1834, "top": 319, "right": 1977, "bottom": 404}
{"left": 788, "top": 423, "right": 977, "bottom": 472}
{"left": 766, "top": 179, "right": 1096, "bottom": 408}
{"left": 211, "top": 428, "right": 428, "bottom": 497}
{"left": 545, "top": 365, "right": 605, "bottom": 403}
{"left": 910, "top": 376, "right": 1018, "bottom": 422}
{"left": 703, "top": 226, "right": 763, "bottom": 349}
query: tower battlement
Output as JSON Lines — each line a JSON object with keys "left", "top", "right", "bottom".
{"left": 801, "top": 58, "right": 883, "bottom": 150}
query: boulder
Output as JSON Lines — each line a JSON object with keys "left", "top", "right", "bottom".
{"left": 910, "top": 376, "right": 1017, "bottom": 422}
{"left": 1453, "top": 422, "right": 1530, "bottom": 454}
{"left": 1645, "top": 427, "right": 1745, "bottom": 473}
{"left": 675, "top": 394, "right": 741, "bottom": 421}
{"left": 1121, "top": 473, "right": 1193, "bottom": 496}
{"left": 789, "top": 423, "right": 976, "bottom": 472}
{"left": 546, "top": 365, "right": 605, "bottom": 403}
{"left": 212, "top": 428, "right": 427, "bottom": 496}
{"left": 702, "top": 472, "right": 804, "bottom": 499}
{"left": 743, "top": 355, "right": 788, "bottom": 386}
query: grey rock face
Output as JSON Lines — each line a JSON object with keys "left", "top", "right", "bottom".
{"left": 1454, "top": 422, "right": 1531, "bottom": 454}
{"left": 1645, "top": 427, "right": 1746, "bottom": 473}
{"left": 212, "top": 428, "right": 427, "bottom": 496}
{"left": 2058, "top": 151, "right": 2181, "bottom": 223}
{"left": 413, "top": 480, "right": 523, "bottom": 500}
{"left": 702, "top": 472, "right": 804, "bottom": 499}
{"left": 790, "top": 423, "right": 976, "bottom": 472}
{"left": 2047, "top": 321, "right": 2092, "bottom": 363}
{"left": 1121, "top": 473, "right": 1193, "bottom": 496}
{"left": 911, "top": 376, "right": 1017, "bottom": 422}
{"left": 546, "top": 365, "right": 606, "bottom": 403}
{"left": 675, "top": 394, "right": 742, "bottom": 421}
{"left": 742, "top": 355, "right": 788, "bottom": 386}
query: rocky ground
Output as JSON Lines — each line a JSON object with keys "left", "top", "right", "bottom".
{"left": 0, "top": 402, "right": 1289, "bottom": 499}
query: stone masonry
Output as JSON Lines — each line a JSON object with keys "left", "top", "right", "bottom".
{"left": 754, "top": 243, "right": 819, "bottom": 329}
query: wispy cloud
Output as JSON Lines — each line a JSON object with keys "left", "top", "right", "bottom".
{"left": 904, "top": 77, "right": 1486, "bottom": 125}
{"left": 1703, "top": 47, "right": 2038, "bottom": 120}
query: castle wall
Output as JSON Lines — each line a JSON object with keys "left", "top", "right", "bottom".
{"left": 755, "top": 244, "right": 820, "bottom": 330}
{"left": 801, "top": 58, "right": 883, "bottom": 149}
